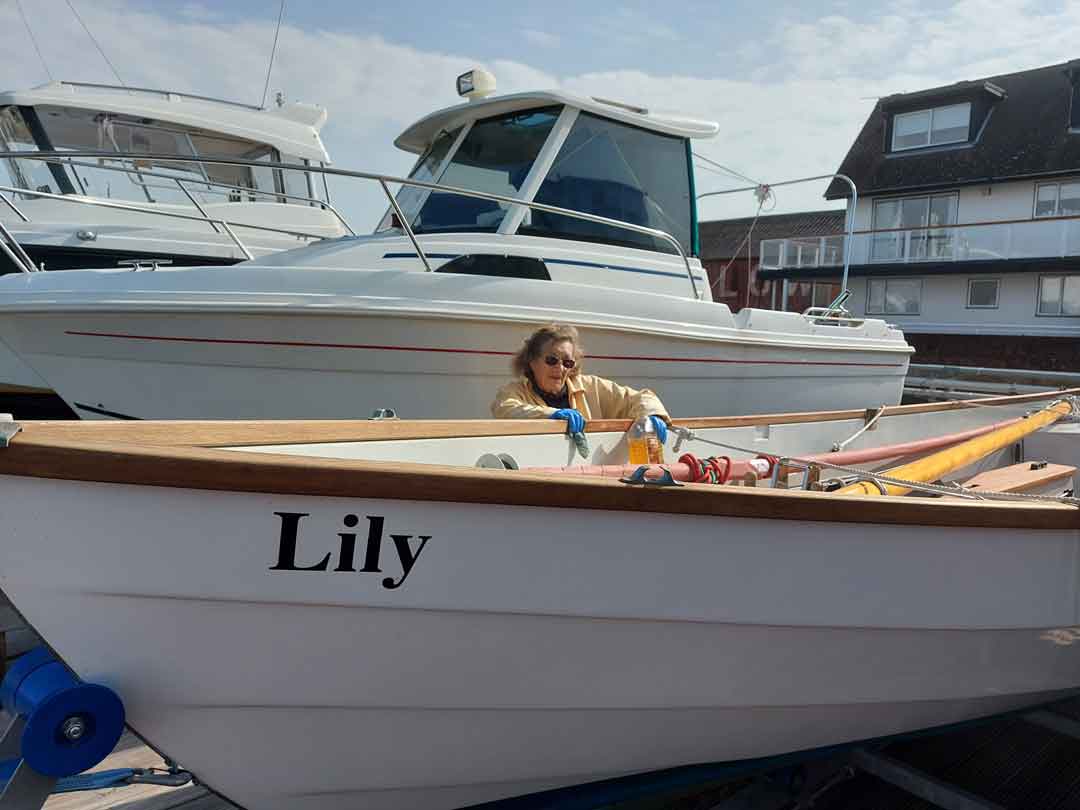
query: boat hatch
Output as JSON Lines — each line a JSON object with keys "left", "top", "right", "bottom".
{"left": 378, "top": 103, "right": 696, "bottom": 255}
{"left": 434, "top": 254, "right": 550, "bottom": 280}
{"left": 0, "top": 104, "right": 328, "bottom": 208}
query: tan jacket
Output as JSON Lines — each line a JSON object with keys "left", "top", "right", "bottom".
{"left": 491, "top": 373, "right": 670, "bottom": 422}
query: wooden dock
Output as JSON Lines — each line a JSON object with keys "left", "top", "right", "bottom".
{"left": 42, "top": 733, "right": 225, "bottom": 810}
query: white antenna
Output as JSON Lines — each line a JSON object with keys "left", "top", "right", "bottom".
{"left": 261, "top": 0, "right": 287, "bottom": 109}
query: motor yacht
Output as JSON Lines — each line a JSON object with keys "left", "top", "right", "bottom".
{"left": 0, "top": 80, "right": 348, "bottom": 395}
{"left": 0, "top": 72, "right": 911, "bottom": 419}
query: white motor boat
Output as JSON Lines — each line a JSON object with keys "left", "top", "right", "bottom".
{"left": 0, "top": 73, "right": 911, "bottom": 419}
{"left": 0, "top": 80, "right": 348, "bottom": 395}
{"left": 0, "top": 389, "right": 1078, "bottom": 809}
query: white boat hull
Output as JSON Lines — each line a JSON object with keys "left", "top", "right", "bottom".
{"left": 0, "top": 338, "right": 50, "bottom": 393}
{"left": 0, "top": 260, "right": 910, "bottom": 419}
{"left": 1, "top": 476, "right": 1077, "bottom": 809}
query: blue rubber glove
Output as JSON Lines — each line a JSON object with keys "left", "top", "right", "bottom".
{"left": 550, "top": 408, "right": 586, "bottom": 434}
{"left": 648, "top": 414, "right": 669, "bottom": 445}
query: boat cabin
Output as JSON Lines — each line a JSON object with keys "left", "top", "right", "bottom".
{"left": 372, "top": 73, "right": 720, "bottom": 293}
{"left": 0, "top": 81, "right": 331, "bottom": 209}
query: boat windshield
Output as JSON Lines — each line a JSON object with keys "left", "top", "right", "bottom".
{"left": 0, "top": 104, "right": 326, "bottom": 208}
{"left": 0, "top": 106, "right": 66, "bottom": 199}
{"left": 523, "top": 112, "right": 693, "bottom": 254}
{"left": 398, "top": 108, "right": 560, "bottom": 235}
{"left": 375, "top": 126, "right": 461, "bottom": 232}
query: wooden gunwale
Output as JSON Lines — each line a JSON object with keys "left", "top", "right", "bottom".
{"left": 9, "top": 387, "right": 1079, "bottom": 448}
{"left": 1, "top": 389, "right": 1078, "bottom": 530}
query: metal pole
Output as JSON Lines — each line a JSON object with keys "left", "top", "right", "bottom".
{"left": 379, "top": 178, "right": 432, "bottom": 272}
{"left": 175, "top": 179, "right": 222, "bottom": 234}
{"left": 0, "top": 220, "right": 35, "bottom": 272}
{"left": 0, "top": 190, "right": 29, "bottom": 223}
{"left": 218, "top": 221, "right": 255, "bottom": 261}
{"left": 0, "top": 234, "right": 31, "bottom": 273}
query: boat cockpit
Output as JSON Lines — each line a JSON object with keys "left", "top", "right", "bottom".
{"left": 377, "top": 72, "right": 719, "bottom": 260}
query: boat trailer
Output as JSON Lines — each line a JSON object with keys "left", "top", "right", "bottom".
{"left": 0, "top": 647, "right": 190, "bottom": 809}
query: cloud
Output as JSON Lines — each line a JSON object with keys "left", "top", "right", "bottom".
{"left": 176, "top": 4, "right": 223, "bottom": 22}
{"left": 523, "top": 29, "right": 560, "bottom": 48}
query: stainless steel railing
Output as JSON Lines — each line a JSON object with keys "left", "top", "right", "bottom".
{"left": 52, "top": 157, "right": 356, "bottom": 237}
{"left": 0, "top": 151, "right": 702, "bottom": 298}
{"left": 698, "top": 173, "right": 858, "bottom": 315}
{"left": 0, "top": 182, "right": 340, "bottom": 263}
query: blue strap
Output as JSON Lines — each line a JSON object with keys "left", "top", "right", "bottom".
{"left": 0, "top": 759, "right": 135, "bottom": 794}
{"left": 53, "top": 768, "right": 136, "bottom": 793}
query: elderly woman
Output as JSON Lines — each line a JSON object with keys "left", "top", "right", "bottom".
{"left": 491, "top": 324, "right": 670, "bottom": 442}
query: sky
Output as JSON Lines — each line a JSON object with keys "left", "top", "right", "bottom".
{"left": 2, "top": 0, "right": 1080, "bottom": 230}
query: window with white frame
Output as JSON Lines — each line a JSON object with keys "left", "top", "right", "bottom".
{"left": 871, "top": 193, "right": 958, "bottom": 261}
{"left": 1034, "top": 180, "right": 1080, "bottom": 218}
{"left": 1037, "top": 275, "right": 1080, "bottom": 316}
{"left": 966, "top": 278, "right": 999, "bottom": 308}
{"left": 891, "top": 103, "right": 971, "bottom": 151}
{"left": 866, "top": 278, "right": 922, "bottom": 315}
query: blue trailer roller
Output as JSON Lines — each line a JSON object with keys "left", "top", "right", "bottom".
{"left": 0, "top": 647, "right": 124, "bottom": 778}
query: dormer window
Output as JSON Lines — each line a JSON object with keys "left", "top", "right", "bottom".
{"left": 891, "top": 102, "right": 971, "bottom": 151}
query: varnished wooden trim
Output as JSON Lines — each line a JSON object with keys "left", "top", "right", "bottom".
{"left": 0, "top": 383, "right": 53, "bottom": 394}
{"left": 0, "top": 434, "right": 1077, "bottom": 530}
{"left": 11, "top": 388, "right": 1079, "bottom": 448}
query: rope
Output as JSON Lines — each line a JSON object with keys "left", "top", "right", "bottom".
{"left": 711, "top": 186, "right": 776, "bottom": 293}
{"left": 65, "top": 0, "right": 125, "bottom": 87}
{"left": 672, "top": 402, "right": 1080, "bottom": 507}
{"left": 679, "top": 453, "right": 732, "bottom": 484}
{"left": 692, "top": 153, "right": 762, "bottom": 187}
{"left": 16, "top": 0, "right": 52, "bottom": 81}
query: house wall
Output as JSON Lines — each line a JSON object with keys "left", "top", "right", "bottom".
{"left": 845, "top": 272, "right": 1080, "bottom": 336}
{"left": 842, "top": 271, "right": 1080, "bottom": 370}
{"left": 850, "top": 178, "right": 1046, "bottom": 231}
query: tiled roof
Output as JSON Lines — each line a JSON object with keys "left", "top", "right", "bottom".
{"left": 698, "top": 209, "right": 846, "bottom": 259}
{"left": 826, "top": 60, "right": 1080, "bottom": 199}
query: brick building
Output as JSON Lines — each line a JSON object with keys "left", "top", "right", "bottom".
{"left": 698, "top": 210, "right": 844, "bottom": 313}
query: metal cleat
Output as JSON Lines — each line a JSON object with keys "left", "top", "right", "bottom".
{"left": 620, "top": 466, "right": 683, "bottom": 487}
{"left": 0, "top": 416, "right": 19, "bottom": 449}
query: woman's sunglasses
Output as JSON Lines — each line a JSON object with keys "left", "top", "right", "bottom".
{"left": 544, "top": 354, "right": 577, "bottom": 369}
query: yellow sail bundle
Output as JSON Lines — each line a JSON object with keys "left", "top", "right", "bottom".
{"left": 837, "top": 400, "right": 1075, "bottom": 497}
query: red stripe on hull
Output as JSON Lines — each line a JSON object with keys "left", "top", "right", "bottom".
{"left": 65, "top": 330, "right": 905, "bottom": 368}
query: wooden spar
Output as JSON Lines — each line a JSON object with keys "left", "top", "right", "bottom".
{"left": 836, "top": 400, "right": 1075, "bottom": 497}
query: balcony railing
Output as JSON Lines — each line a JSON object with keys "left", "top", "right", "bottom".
{"left": 760, "top": 214, "right": 1080, "bottom": 271}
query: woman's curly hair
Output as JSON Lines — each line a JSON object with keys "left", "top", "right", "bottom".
{"left": 512, "top": 323, "right": 584, "bottom": 379}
